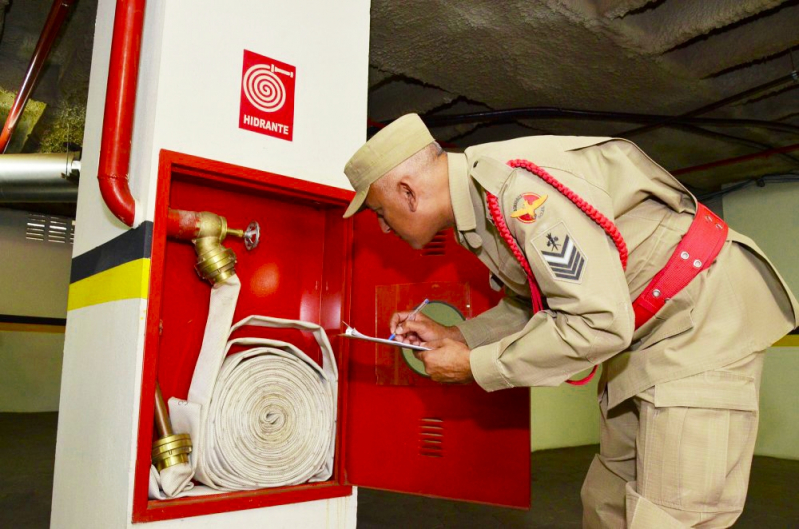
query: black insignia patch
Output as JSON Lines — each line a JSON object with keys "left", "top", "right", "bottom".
{"left": 533, "top": 223, "right": 586, "bottom": 283}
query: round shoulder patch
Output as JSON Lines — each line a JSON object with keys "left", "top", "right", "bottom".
{"left": 510, "top": 193, "right": 548, "bottom": 224}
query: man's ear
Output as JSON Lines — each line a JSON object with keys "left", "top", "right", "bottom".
{"left": 398, "top": 180, "right": 418, "bottom": 213}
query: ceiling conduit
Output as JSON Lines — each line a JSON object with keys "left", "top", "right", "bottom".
{"left": 621, "top": 71, "right": 799, "bottom": 138}
{"left": 413, "top": 108, "right": 799, "bottom": 136}
{"left": 672, "top": 142, "right": 799, "bottom": 176}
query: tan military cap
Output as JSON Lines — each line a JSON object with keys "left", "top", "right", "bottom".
{"left": 342, "top": 113, "right": 435, "bottom": 218}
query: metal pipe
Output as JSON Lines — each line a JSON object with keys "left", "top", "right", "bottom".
{"left": 0, "top": 0, "right": 76, "bottom": 153}
{"left": 672, "top": 124, "right": 799, "bottom": 166}
{"left": 0, "top": 152, "right": 79, "bottom": 202}
{"left": 97, "top": 0, "right": 146, "bottom": 227}
{"left": 621, "top": 71, "right": 799, "bottom": 138}
{"left": 402, "top": 107, "right": 799, "bottom": 136}
{"left": 166, "top": 209, "right": 260, "bottom": 284}
{"left": 673, "top": 142, "right": 799, "bottom": 176}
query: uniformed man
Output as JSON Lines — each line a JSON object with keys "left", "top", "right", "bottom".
{"left": 342, "top": 113, "right": 798, "bottom": 528}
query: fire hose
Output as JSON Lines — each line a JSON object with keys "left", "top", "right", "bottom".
{"left": 149, "top": 275, "right": 338, "bottom": 498}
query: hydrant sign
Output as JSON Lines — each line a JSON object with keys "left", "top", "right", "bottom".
{"left": 239, "top": 50, "right": 296, "bottom": 141}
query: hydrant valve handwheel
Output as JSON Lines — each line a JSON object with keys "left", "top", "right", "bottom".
{"left": 244, "top": 221, "right": 260, "bottom": 250}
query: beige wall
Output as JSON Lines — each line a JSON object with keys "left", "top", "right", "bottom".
{"left": 0, "top": 207, "right": 71, "bottom": 412}
{"left": 531, "top": 376, "right": 600, "bottom": 452}
{"left": 723, "top": 181, "right": 799, "bottom": 460}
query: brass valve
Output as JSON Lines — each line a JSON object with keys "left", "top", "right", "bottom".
{"left": 190, "top": 212, "right": 260, "bottom": 285}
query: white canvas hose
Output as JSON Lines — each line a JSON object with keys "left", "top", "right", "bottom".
{"left": 149, "top": 276, "right": 338, "bottom": 498}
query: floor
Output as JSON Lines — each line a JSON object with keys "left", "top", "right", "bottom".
{"left": 2, "top": 413, "right": 797, "bottom": 528}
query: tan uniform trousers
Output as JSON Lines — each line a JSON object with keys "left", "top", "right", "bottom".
{"left": 581, "top": 351, "right": 765, "bottom": 528}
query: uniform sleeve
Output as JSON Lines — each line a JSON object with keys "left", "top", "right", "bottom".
{"left": 456, "top": 287, "right": 532, "bottom": 348}
{"left": 470, "top": 167, "right": 634, "bottom": 391}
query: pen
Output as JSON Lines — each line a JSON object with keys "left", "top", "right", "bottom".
{"left": 389, "top": 298, "right": 430, "bottom": 341}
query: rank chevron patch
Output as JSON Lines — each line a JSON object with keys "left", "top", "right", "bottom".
{"left": 532, "top": 222, "right": 586, "bottom": 283}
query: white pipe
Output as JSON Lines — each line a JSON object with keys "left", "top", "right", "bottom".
{"left": 0, "top": 152, "right": 80, "bottom": 202}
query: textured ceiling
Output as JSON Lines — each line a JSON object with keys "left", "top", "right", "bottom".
{"left": 0, "top": 0, "right": 797, "bottom": 206}
{"left": 368, "top": 0, "right": 799, "bottom": 190}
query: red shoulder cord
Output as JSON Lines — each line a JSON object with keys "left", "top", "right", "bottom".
{"left": 485, "top": 159, "right": 629, "bottom": 386}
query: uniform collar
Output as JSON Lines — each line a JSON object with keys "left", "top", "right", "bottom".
{"left": 469, "top": 156, "right": 514, "bottom": 197}
{"left": 447, "top": 152, "right": 482, "bottom": 249}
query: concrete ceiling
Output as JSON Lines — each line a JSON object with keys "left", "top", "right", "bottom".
{"left": 368, "top": 0, "right": 799, "bottom": 190}
{"left": 0, "top": 0, "right": 797, "bottom": 217}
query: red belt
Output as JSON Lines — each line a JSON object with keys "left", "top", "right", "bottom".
{"left": 632, "top": 203, "right": 728, "bottom": 329}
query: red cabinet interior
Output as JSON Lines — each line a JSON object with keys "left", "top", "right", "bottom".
{"left": 132, "top": 150, "right": 530, "bottom": 523}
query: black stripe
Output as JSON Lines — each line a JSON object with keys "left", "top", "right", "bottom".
{"left": 549, "top": 249, "right": 580, "bottom": 272}
{"left": 553, "top": 255, "right": 585, "bottom": 280}
{"left": 0, "top": 314, "right": 66, "bottom": 326}
{"left": 70, "top": 222, "right": 154, "bottom": 284}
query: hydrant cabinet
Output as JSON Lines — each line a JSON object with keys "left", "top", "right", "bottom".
{"left": 132, "top": 150, "right": 531, "bottom": 522}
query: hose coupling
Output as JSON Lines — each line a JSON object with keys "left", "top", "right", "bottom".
{"left": 190, "top": 213, "right": 259, "bottom": 285}
{"left": 152, "top": 384, "right": 192, "bottom": 472}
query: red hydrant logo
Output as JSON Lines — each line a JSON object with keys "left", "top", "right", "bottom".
{"left": 239, "top": 50, "right": 296, "bottom": 141}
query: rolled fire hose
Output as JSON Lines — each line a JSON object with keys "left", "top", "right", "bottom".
{"left": 148, "top": 275, "right": 338, "bottom": 498}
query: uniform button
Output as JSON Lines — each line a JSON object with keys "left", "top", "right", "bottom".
{"left": 680, "top": 251, "right": 689, "bottom": 260}
{"left": 693, "top": 259, "right": 702, "bottom": 268}
{"left": 653, "top": 289, "right": 661, "bottom": 298}
{"left": 473, "top": 161, "right": 479, "bottom": 168}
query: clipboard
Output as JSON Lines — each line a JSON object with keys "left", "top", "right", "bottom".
{"left": 339, "top": 323, "right": 431, "bottom": 352}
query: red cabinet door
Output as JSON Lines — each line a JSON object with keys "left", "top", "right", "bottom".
{"left": 345, "top": 211, "right": 531, "bottom": 509}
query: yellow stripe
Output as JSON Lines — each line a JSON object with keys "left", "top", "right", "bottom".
{"left": 773, "top": 335, "right": 799, "bottom": 347}
{"left": 67, "top": 258, "right": 151, "bottom": 311}
{"left": 0, "top": 322, "right": 66, "bottom": 334}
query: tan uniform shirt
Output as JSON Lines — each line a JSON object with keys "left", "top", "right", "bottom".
{"left": 450, "top": 136, "right": 798, "bottom": 408}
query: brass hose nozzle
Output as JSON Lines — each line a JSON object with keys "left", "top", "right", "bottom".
{"left": 152, "top": 384, "right": 192, "bottom": 472}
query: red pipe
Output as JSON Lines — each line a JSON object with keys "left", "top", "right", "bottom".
{"left": 166, "top": 209, "right": 201, "bottom": 240}
{"left": 97, "top": 0, "right": 146, "bottom": 227}
{"left": 672, "top": 142, "right": 799, "bottom": 176}
{"left": 95, "top": 1, "right": 211, "bottom": 238}
{"left": 0, "top": 0, "right": 75, "bottom": 153}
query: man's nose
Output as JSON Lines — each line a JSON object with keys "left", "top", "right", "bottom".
{"left": 377, "top": 217, "right": 391, "bottom": 234}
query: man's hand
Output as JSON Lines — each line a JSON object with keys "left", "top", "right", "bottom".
{"left": 415, "top": 338, "right": 474, "bottom": 384}
{"left": 390, "top": 311, "right": 466, "bottom": 345}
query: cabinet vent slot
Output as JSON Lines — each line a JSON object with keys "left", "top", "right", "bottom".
{"left": 421, "top": 232, "right": 447, "bottom": 257}
{"left": 419, "top": 417, "right": 444, "bottom": 457}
